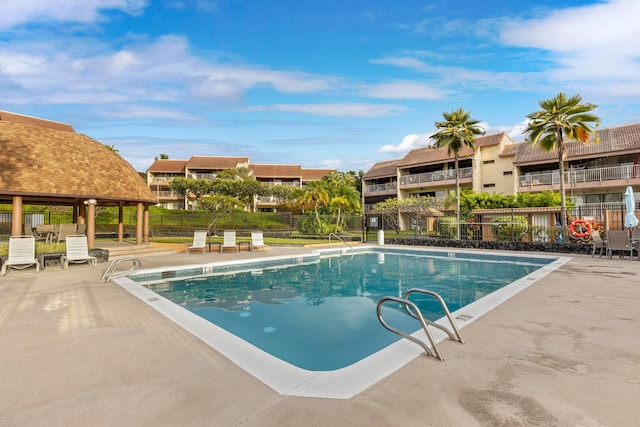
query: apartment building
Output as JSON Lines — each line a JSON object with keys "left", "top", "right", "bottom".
{"left": 363, "top": 123, "right": 640, "bottom": 213}
{"left": 146, "top": 156, "right": 335, "bottom": 210}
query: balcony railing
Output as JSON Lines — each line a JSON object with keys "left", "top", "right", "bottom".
{"left": 519, "top": 164, "right": 640, "bottom": 187}
{"left": 189, "top": 173, "right": 216, "bottom": 180}
{"left": 153, "top": 191, "right": 180, "bottom": 198}
{"left": 363, "top": 182, "right": 397, "bottom": 193}
{"left": 257, "top": 196, "right": 278, "bottom": 204}
{"left": 149, "top": 176, "right": 180, "bottom": 183}
{"left": 399, "top": 167, "right": 472, "bottom": 186}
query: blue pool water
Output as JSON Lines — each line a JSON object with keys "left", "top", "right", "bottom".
{"left": 139, "top": 250, "right": 554, "bottom": 371}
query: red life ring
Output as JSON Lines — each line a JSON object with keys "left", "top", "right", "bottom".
{"left": 569, "top": 219, "right": 592, "bottom": 238}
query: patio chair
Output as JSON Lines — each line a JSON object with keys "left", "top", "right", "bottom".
{"left": 186, "top": 230, "right": 208, "bottom": 254}
{"left": 251, "top": 231, "right": 269, "bottom": 251}
{"left": 605, "top": 230, "right": 636, "bottom": 260}
{"left": 1, "top": 236, "right": 40, "bottom": 276}
{"left": 23, "top": 223, "right": 35, "bottom": 236}
{"left": 57, "top": 223, "right": 78, "bottom": 242}
{"left": 591, "top": 231, "right": 606, "bottom": 257}
{"left": 220, "top": 230, "right": 238, "bottom": 253}
{"left": 61, "top": 234, "right": 97, "bottom": 269}
{"left": 76, "top": 223, "right": 87, "bottom": 235}
{"left": 36, "top": 224, "right": 56, "bottom": 243}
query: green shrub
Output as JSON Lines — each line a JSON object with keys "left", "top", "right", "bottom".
{"left": 436, "top": 216, "right": 458, "bottom": 239}
{"left": 490, "top": 215, "right": 528, "bottom": 241}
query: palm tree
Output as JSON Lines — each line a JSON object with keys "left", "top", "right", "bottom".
{"left": 301, "top": 180, "right": 330, "bottom": 231}
{"left": 524, "top": 93, "right": 600, "bottom": 234}
{"left": 429, "top": 108, "right": 485, "bottom": 239}
{"left": 329, "top": 184, "right": 361, "bottom": 229}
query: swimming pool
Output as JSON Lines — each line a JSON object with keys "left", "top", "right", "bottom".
{"left": 118, "top": 246, "right": 569, "bottom": 398}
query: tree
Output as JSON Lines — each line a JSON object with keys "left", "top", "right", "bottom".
{"left": 155, "top": 153, "right": 169, "bottom": 160}
{"left": 372, "top": 196, "right": 443, "bottom": 234}
{"left": 524, "top": 93, "right": 600, "bottom": 233}
{"left": 429, "top": 108, "right": 485, "bottom": 239}
{"left": 198, "top": 194, "right": 243, "bottom": 235}
{"left": 104, "top": 144, "right": 119, "bottom": 153}
{"left": 210, "top": 167, "right": 268, "bottom": 212}
{"left": 300, "top": 180, "right": 330, "bottom": 231}
{"left": 329, "top": 184, "right": 361, "bottom": 229}
{"left": 169, "top": 177, "right": 212, "bottom": 209}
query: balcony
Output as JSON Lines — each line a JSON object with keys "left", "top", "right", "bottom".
{"left": 519, "top": 164, "right": 640, "bottom": 189}
{"left": 257, "top": 196, "right": 278, "bottom": 204}
{"left": 149, "top": 176, "right": 180, "bottom": 183}
{"left": 363, "top": 182, "right": 397, "bottom": 195}
{"left": 153, "top": 191, "right": 180, "bottom": 198}
{"left": 399, "top": 167, "right": 472, "bottom": 188}
{"left": 189, "top": 173, "right": 216, "bottom": 180}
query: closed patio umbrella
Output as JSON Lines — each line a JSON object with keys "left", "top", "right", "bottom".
{"left": 624, "top": 186, "right": 638, "bottom": 229}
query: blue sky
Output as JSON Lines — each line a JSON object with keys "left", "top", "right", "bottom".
{"left": 1, "top": 0, "right": 639, "bottom": 173}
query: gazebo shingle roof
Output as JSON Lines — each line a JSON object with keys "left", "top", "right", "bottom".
{"left": 0, "top": 114, "right": 156, "bottom": 205}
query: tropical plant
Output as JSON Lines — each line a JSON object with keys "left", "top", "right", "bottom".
{"left": 329, "top": 184, "right": 361, "bottom": 229}
{"left": 430, "top": 108, "right": 486, "bottom": 239}
{"left": 300, "top": 180, "right": 330, "bottom": 231}
{"left": 490, "top": 215, "right": 528, "bottom": 241}
{"left": 524, "top": 92, "right": 600, "bottom": 233}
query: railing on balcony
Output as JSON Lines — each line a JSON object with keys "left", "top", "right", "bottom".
{"left": 149, "top": 176, "right": 181, "bottom": 183}
{"left": 257, "top": 196, "right": 278, "bottom": 204}
{"left": 153, "top": 191, "right": 180, "bottom": 198}
{"left": 363, "top": 182, "right": 397, "bottom": 193}
{"left": 519, "top": 164, "right": 640, "bottom": 187}
{"left": 399, "top": 167, "right": 472, "bottom": 186}
{"left": 189, "top": 173, "right": 216, "bottom": 180}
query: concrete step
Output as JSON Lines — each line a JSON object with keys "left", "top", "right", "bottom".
{"left": 98, "top": 243, "right": 184, "bottom": 259}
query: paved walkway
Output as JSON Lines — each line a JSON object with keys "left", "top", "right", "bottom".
{"left": 1, "top": 246, "right": 639, "bottom": 426}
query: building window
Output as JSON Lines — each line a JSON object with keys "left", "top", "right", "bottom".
{"left": 503, "top": 171, "right": 513, "bottom": 175}
{"left": 483, "top": 183, "right": 496, "bottom": 188}
{"left": 483, "top": 160, "right": 495, "bottom": 164}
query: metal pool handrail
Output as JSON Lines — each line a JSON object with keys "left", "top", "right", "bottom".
{"left": 328, "top": 233, "right": 354, "bottom": 257}
{"left": 376, "top": 288, "right": 464, "bottom": 361}
{"left": 101, "top": 256, "right": 142, "bottom": 283}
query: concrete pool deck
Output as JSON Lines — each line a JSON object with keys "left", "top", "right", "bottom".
{"left": 1, "top": 245, "right": 639, "bottom": 426}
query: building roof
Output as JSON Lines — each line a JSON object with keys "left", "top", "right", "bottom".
{"left": 186, "top": 156, "right": 250, "bottom": 170}
{"left": 397, "top": 132, "right": 511, "bottom": 168}
{"left": 250, "top": 164, "right": 303, "bottom": 178}
{"left": 363, "top": 159, "right": 399, "bottom": 179}
{"left": 512, "top": 123, "right": 640, "bottom": 166}
{"left": 301, "top": 168, "right": 336, "bottom": 181}
{"left": 0, "top": 114, "right": 156, "bottom": 206}
{"left": 146, "top": 159, "right": 188, "bottom": 173}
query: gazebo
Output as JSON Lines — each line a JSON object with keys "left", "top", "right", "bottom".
{"left": 0, "top": 111, "right": 157, "bottom": 247}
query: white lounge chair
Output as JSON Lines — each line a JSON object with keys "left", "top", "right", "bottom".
{"left": 186, "top": 230, "right": 208, "bottom": 254}
{"left": 220, "top": 230, "right": 238, "bottom": 253}
{"left": 1, "top": 236, "right": 40, "bottom": 276}
{"left": 61, "top": 235, "right": 97, "bottom": 269}
{"left": 251, "top": 231, "right": 269, "bottom": 251}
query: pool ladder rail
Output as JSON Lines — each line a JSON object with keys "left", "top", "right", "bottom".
{"left": 101, "top": 256, "right": 142, "bottom": 283}
{"left": 377, "top": 288, "right": 464, "bottom": 361}
{"left": 328, "top": 233, "right": 354, "bottom": 257}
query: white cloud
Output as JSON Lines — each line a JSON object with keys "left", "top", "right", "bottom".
{"left": 0, "top": 0, "right": 147, "bottom": 30}
{"left": 377, "top": 133, "right": 432, "bottom": 153}
{"left": 500, "top": 0, "right": 640, "bottom": 94}
{"left": 0, "top": 34, "right": 342, "bottom": 112}
{"left": 248, "top": 103, "right": 406, "bottom": 118}
{"left": 362, "top": 80, "right": 446, "bottom": 100}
